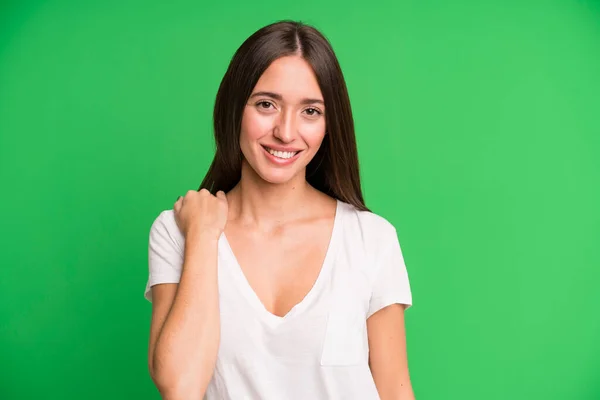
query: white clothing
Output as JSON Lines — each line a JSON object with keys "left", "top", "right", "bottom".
{"left": 144, "top": 200, "right": 413, "bottom": 400}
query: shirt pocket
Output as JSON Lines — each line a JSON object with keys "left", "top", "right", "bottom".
{"left": 320, "top": 273, "right": 369, "bottom": 366}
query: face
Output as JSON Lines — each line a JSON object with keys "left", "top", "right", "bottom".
{"left": 239, "top": 55, "right": 326, "bottom": 185}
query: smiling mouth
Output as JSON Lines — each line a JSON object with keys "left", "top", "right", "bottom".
{"left": 262, "top": 145, "right": 301, "bottom": 160}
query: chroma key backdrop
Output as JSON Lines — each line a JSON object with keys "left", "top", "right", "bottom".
{"left": 1, "top": 1, "right": 599, "bottom": 399}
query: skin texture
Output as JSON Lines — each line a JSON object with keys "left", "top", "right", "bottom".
{"left": 368, "top": 304, "right": 415, "bottom": 399}
{"left": 148, "top": 55, "right": 414, "bottom": 399}
{"left": 149, "top": 190, "right": 227, "bottom": 399}
{"left": 239, "top": 55, "right": 327, "bottom": 186}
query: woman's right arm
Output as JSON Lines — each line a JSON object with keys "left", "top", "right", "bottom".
{"left": 148, "top": 189, "right": 228, "bottom": 399}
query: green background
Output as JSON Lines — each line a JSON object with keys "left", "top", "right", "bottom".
{"left": 1, "top": 0, "right": 599, "bottom": 399}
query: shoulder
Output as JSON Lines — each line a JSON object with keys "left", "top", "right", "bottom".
{"left": 337, "top": 201, "right": 407, "bottom": 292}
{"left": 338, "top": 201, "right": 398, "bottom": 245}
{"left": 337, "top": 200, "right": 401, "bottom": 267}
{"left": 145, "top": 210, "right": 185, "bottom": 301}
{"left": 149, "top": 209, "right": 185, "bottom": 253}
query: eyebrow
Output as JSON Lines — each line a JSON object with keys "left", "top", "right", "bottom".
{"left": 249, "top": 91, "right": 324, "bottom": 105}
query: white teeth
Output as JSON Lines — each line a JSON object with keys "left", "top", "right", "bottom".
{"left": 266, "top": 147, "right": 298, "bottom": 159}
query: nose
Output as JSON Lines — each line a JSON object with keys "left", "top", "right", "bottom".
{"left": 272, "top": 110, "right": 295, "bottom": 143}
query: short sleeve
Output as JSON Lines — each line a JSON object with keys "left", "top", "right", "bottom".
{"left": 367, "top": 227, "right": 413, "bottom": 318}
{"left": 144, "top": 210, "right": 184, "bottom": 302}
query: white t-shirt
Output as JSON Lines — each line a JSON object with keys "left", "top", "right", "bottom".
{"left": 144, "top": 199, "right": 413, "bottom": 400}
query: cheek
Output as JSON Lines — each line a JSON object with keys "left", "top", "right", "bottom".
{"left": 241, "top": 109, "right": 274, "bottom": 142}
{"left": 301, "top": 121, "right": 327, "bottom": 149}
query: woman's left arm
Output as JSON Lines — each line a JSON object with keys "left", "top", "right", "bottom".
{"left": 367, "top": 303, "right": 415, "bottom": 400}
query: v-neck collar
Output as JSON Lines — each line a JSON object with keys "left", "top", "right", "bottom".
{"left": 219, "top": 199, "right": 344, "bottom": 329}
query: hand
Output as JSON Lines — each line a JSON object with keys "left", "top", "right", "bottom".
{"left": 173, "top": 189, "right": 229, "bottom": 241}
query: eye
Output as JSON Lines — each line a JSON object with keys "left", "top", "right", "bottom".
{"left": 256, "top": 101, "right": 274, "bottom": 110}
{"left": 304, "top": 107, "right": 322, "bottom": 117}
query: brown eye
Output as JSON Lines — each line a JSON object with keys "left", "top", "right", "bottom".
{"left": 304, "top": 107, "right": 321, "bottom": 116}
{"left": 257, "top": 101, "right": 273, "bottom": 109}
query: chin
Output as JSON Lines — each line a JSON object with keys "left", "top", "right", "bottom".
{"left": 241, "top": 150, "right": 312, "bottom": 185}
{"left": 256, "top": 168, "right": 300, "bottom": 185}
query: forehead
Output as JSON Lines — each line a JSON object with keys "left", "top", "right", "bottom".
{"left": 253, "top": 56, "right": 323, "bottom": 100}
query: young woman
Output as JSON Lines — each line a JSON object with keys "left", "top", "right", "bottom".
{"left": 144, "top": 20, "right": 414, "bottom": 400}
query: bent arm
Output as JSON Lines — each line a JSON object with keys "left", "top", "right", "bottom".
{"left": 148, "top": 233, "right": 221, "bottom": 399}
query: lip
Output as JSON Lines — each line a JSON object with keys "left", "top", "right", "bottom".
{"left": 261, "top": 145, "right": 302, "bottom": 166}
{"left": 261, "top": 144, "right": 304, "bottom": 152}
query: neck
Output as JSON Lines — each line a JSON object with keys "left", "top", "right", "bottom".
{"left": 228, "top": 160, "right": 316, "bottom": 229}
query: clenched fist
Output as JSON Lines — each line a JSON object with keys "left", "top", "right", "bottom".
{"left": 174, "top": 188, "right": 229, "bottom": 241}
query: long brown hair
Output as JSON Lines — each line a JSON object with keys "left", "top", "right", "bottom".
{"left": 199, "top": 20, "right": 369, "bottom": 212}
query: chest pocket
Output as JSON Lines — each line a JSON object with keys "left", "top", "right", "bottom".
{"left": 320, "top": 269, "right": 370, "bottom": 366}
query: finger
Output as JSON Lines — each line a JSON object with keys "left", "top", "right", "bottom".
{"left": 216, "top": 190, "right": 227, "bottom": 201}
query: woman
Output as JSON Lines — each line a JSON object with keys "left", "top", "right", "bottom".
{"left": 144, "top": 20, "right": 414, "bottom": 400}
